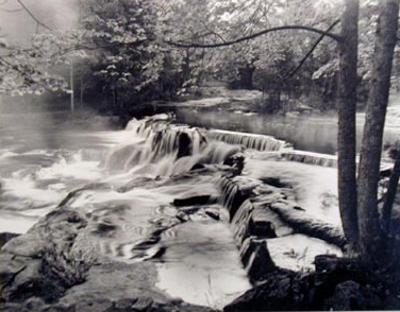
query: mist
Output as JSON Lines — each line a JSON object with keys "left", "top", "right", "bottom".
{"left": 0, "top": 0, "right": 80, "bottom": 44}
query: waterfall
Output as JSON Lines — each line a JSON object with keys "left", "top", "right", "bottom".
{"left": 106, "top": 115, "right": 352, "bottom": 179}
{"left": 282, "top": 150, "right": 338, "bottom": 167}
{"left": 231, "top": 200, "right": 254, "bottom": 245}
{"left": 103, "top": 115, "right": 243, "bottom": 176}
{"left": 218, "top": 176, "right": 240, "bottom": 209}
{"left": 208, "top": 129, "right": 289, "bottom": 152}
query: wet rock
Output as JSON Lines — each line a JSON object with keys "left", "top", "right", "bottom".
{"left": 1, "top": 205, "right": 214, "bottom": 312}
{"left": 113, "top": 297, "right": 139, "bottom": 310}
{"left": 117, "top": 177, "right": 156, "bottom": 193}
{"left": 269, "top": 203, "right": 347, "bottom": 248}
{"left": 1, "top": 208, "right": 92, "bottom": 305}
{"left": 224, "top": 154, "right": 245, "bottom": 176}
{"left": 314, "top": 255, "right": 361, "bottom": 282}
{"left": 251, "top": 206, "right": 293, "bottom": 237}
{"left": 323, "top": 280, "right": 382, "bottom": 310}
{"left": 190, "top": 163, "right": 206, "bottom": 171}
{"left": 178, "top": 206, "right": 201, "bottom": 215}
{"left": 310, "top": 255, "right": 389, "bottom": 309}
{"left": 261, "top": 177, "right": 290, "bottom": 189}
{"left": 249, "top": 213, "right": 277, "bottom": 239}
{"left": 2, "top": 233, "right": 46, "bottom": 258}
{"left": 131, "top": 296, "right": 153, "bottom": 311}
{"left": 245, "top": 239, "right": 276, "bottom": 283}
{"left": 23, "top": 297, "right": 46, "bottom": 311}
{"left": 0, "top": 232, "right": 20, "bottom": 249}
{"left": 176, "top": 211, "right": 190, "bottom": 222}
{"left": 173, "top": 195, "right": 213, "bottom": 207}
{"left": 74, "top": 298, "right": 114, "bottom": 312}
{"left": 0, "top": 253, "right": 27, "bottom": 291}
{"left": 55, "top": 261, "right": 214, "bottom": 312}
{"left": 224, "top": 270, "right": 311, "bottom": 311}
{"left": 2, "top": 258, "right": 65, "bottom": 303}
{"left": 177, "top": 132, "right": 192, "bottom": 159}
{"left": 205, "top": 208, "right": 220, "bottom": 220}
{"left": 92, "top": 222, "right": 118, "bottom": 236}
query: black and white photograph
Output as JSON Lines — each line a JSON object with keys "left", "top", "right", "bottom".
{"left": 1, "top": 0, "right": 400, "bottom": 311}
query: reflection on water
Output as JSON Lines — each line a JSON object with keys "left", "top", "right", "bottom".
{"left": 175, "top": 103, "right": 400, "bottom": 154}
{"left": 157, "top": 219, "right": 251, "bottom": 308}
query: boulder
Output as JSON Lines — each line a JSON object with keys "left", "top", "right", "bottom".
{"left": 239, "top": 238, "right": 276, "bottom": 283}
{"left": 269, "top": 203, "right": 347, "bottom": 248}
{"left": 177, "top": 132, "right": 192, "bottom": 159}
{"left": 261, "top": 177, "right": 290, "bottom": 189}
{"left": 173, "top": 195, "right": 214, "bottom": 207}
{"left": 249, "top": 213, "right": 277, "bottom": 239}
{"left": 0, "top": 233, "right": 20, "bottom": 249}
{"left": 224, "top": 270, "right": 312, "bottom": 311}
{"left": 223, "top": 154, "right": 245, "bottom": 176}
{"left": 323, "top": 280, "right": 382, "bottom": 311}
{"left": 204, "top": 208, "right": 220, "bottom": 220}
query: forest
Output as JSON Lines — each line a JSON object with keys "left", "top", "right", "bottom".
{"left": 1, "top": 0, "right": 395, "bottom": 112}
{"left": 1, "top": 0, "right": 400, "bottom": 311}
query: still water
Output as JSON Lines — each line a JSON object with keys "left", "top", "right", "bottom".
{"left": 175, "top": 96, "right": 400, "bottom": 154}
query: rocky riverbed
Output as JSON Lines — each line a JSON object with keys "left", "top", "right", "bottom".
{"left": 1, "top": 114, "right": 400, "bottom": 311}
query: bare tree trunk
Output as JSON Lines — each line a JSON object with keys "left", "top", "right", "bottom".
{"left": 357, "top": 0, "right": 399, "bottom": 265}
{"left": 337, "top": 0, "right": 359, "bottom": 251}
{"left": 382, "top": 151, "right": 400, "bottom": 231}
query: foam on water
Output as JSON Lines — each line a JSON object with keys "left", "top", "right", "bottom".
{"left": 0, "top": 114, "right": 256, "bottom": 307}
{"left": 244, "top": 158, "right": 340, "bottom": 226}
{"left": 1, "top": 111, "right": 376, "bottom": 308}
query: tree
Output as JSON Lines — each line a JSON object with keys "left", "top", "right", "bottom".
{"left": 357, "top": 0, "right": 399, "bottom": 267}
{"left": 164, "top": 0, "right": 400, "bottom": 271}
{"left": 336, "top": 0, "right": 360, "bottom": 253}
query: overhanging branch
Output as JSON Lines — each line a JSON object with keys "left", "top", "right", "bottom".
{"left": 165, "top": 24, "right": 342, "bottom": 48}
{"left": 283, "top": 19, "right": 340, "bottom": 81}
{"left": 17, "top": 0, "right": 52, "bottom": 31}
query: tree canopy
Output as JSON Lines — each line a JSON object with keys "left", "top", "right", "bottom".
{"left": 0, "top": 0, "right": 390, "bottom": 110}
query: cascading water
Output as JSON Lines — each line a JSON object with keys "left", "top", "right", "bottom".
{"left": 0, "top": 111, "right": 368, "bottom": 308}
{"left": 282, "top": 150, "right": 338, "bottom": 167}
{"left": 0, "top": 113, "right": 259, "bottom": 308}
{"left": 209, "top": 129, "right": 289, "bottom": 152}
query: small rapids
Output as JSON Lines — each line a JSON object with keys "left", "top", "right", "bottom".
{"left": 1, "top": 111, "right": 382, "bottom": 307}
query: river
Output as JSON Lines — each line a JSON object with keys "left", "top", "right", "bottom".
{"left": 175, "top": 95, "right": 400, "bottom": 154}
{"left": 0, "top": 98, "right": 399, "bottom": 308}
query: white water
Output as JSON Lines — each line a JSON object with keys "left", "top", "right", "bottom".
{"left": 0, "top": 112, "right": 253, "bottom": 308}
{"left": 1, "top": 104, "right": 398, "bottom": 307}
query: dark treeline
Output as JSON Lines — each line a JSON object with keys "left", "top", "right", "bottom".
{"left": 2, "top": 0, "right": 399, "bottom": 116}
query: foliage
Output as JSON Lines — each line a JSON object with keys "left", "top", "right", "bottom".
{"left": 0, "top": 0, "right": 397, "bottom": 112}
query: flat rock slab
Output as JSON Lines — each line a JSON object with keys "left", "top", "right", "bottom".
{"left": 0, "top": 207, "right": 215, "bottom": 312}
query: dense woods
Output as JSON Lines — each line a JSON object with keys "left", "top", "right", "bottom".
{"left": 1, "top": 0, "right": 398, "bottom": 112}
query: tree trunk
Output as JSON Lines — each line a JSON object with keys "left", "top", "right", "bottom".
{"left": 70, "top": 62, "right": 75, "bottom": 112}
{"left": 357, "top": 0, "right": 399, "bottom": 265}
{"left": 80, "top": 75, "right": 84, "bottom": 108}
{"left": 382, "top": 151, "right": 400, "bottom": 231}
{"left": 337, "top": 0, "right": 359, "bottom": 251}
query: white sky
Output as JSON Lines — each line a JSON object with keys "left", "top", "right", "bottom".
{"left": 0, "top": 0, "right": 79, "bottom": 43}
